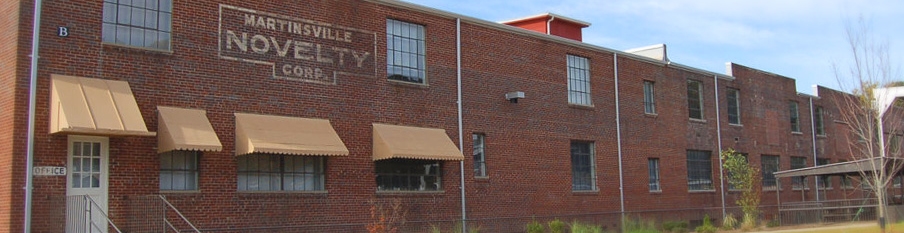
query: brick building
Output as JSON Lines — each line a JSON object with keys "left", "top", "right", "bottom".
{"left": 1, "top": 0, "right": 901, "bottom": 232}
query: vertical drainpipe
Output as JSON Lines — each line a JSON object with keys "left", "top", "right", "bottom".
{"left": 613, "top": 53, "right": 626, "bottom": 231}
{"left": 546, "top": 15, "right": 555, "bottom": 35}
{"left": 808, "top": 97, "right": 820, "bottom": 201}
{"left": 713, "top": 75, "right": 726, "bottom": 219}
{"left": 25, "top": 1, "right": 44, "bottom": 232}
{"left": 456, "top": 18, "right": 468, "bottom": 233}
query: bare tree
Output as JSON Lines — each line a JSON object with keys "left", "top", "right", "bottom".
{"left": 832, "top": 17, "right": 904, "bottom": 232}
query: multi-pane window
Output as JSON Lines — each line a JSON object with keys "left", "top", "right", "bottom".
{"left": 376, "top": 159, "right": 441, "bottom": 191}
{"left": 473, "top": 134, "right": 487, "bottom": 177}
{"left": 386, "top": 19, "right": 426, "bottom": 83}
{"left": 839, "top": 159, "right": 853, "bottom": 188}
{"left": 726, "top": 88, "right": 741, "bottom": 124}
{"left": 571, "top": 141, "right": 597, "bottom": 191}
{"left": 643, "top": 81, "right": 656, "bottom": 114}
{"left": 727, "top": 153, "right": 748, "bottom": 190}
{"left": 686, "top": 150, "right": 713, "bottom": 191}
{"left": 648, "top": 158, "right": 661, "bottom": 192}
{"left": 791, "top": 156, "right": 807, "bottom": 189}
{"left": 790, "top": 102, "right": 801, "bottom": 132}
{"left": 687, "top": 80, "right": 704, "bottom": 120}
{"left": 567, "top": 55, "right": 592, "bottom": 106}
{"left": 160, "top": 150, "right": 199, "bottom": 191}
{"left": 237, "top": 154, "right": 324, "bottom": 191}
{"left": 816, "top": 158, "right": 831, "bottom": 189}
{"left": 71, "top": 141, "right": 102, "bottom": 188}
{"left": 102, "top": 0, "right": 172, "bottom": 50}
{"left": 815, "top": 107, "right": 825, "bottom": 136}
{"left": 761, "top": 155, "right": 780, "bottom": 189}
{"left": 891, "top": 135, "right": 902, "bottom": 155}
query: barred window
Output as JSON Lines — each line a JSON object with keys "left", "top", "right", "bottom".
{"left": 648, "top": 158, "right": 661, "bottom": 192}
{"left": 816, "top": 158, "right": 831, "bottom": 189}
{"left": 839, "top": 159, "right": 853, "bottom": 188}
{"left": 761, "top": 155, "right": 780, "bottom": 189}
{"left": 686, "top": 150, "right": 713, "bottom": 191}
{"left": 160, "top": 150, "right": 199, "bottom": 191}
{"left": 376, "top": 159, "right": 442, "bottom": 191}
{"left": 791, "top": 156, "right": 807, "bottom": 190}
{"left": 815, "top": 107, "right": 825, "bottom": 136}
{"left": 567, "top": 55, "right": 592, "bottom": 106}
{"left": 790, "top": 102, "right": 801, "bottom": 132}
{"left": 643, "top": 81, "right": 656, "bottom": 114}
{"left": 473, "top": 134, "right": 487, "bottom": 177}
{"left": 726, "top": 88, "right": 740, "bottom": 124}
{"left": 687, "top": 80, "right": 703, "bottom": 120}
{"left": 237, "top": 154, "right": 324, "bottom": 191}
{"left": 386, "top": 19, "right": 426, "bottom": 84}
{"left": 102, "top": 0, "right": 172, "bottom": 50}
{"left": 571, "top": 141, "right": 596, "bottom": 191}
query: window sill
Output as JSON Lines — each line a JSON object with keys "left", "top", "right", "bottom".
{"left": 474, "top": 176, "right": 490, "bottom": 181}
{"left": 689, "top": 118, "right": 707, "bottom": 123}
{"left": 388, "top": 79, "right": 429, "bottom": 89}
{"left": 568, "top": 103, "right": 595, "bottom": 110}
{"left": 763, "top": 188, "right": 782, "bottom": 192}
{"left": 792, "top": 188, "right": 810, "bottom": 191}
{"left": 159, "top": 190, "right": 201, "bottom": 194}
{"left": 644, "top": 113, "right": 658, "bottom": 118}
{"left": 688, "top": 189, "right": 716, "bottom": 193}
{"left": 817, "top": 134, "right": 827, "bottom": 138}
{"left": 572, "top": 190, "right": 599, "bottom": 195}
{"left": 376, "top": 190, "right": 445, "bottom": 195}
{"left": 102, "top": 42, "right": 173, "bottom": 55}
{"left": 649, "top": 190, "right": 662, "bottom": 194}
{"left": 729, "top": 123, "right": 743, "bottom": 127}
{"left": 791, "top": 131, "right": 803, "bottom": 135}
{"left": 237, "top": 190, "right": 328, "bottom": 195}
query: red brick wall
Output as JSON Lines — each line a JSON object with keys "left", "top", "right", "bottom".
{"left": 0, "top": 0, "right": 23, "bottom": 232}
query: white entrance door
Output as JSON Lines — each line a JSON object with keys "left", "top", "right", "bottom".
{"left": 66, "top": 136, "right": 109, "bottom": 233}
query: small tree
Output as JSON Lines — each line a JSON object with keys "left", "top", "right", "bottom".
{"left": 721, "top": 149, "right": 762, "bottom": 230}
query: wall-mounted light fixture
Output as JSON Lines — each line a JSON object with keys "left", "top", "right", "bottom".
{"left": 505, "top": 91, "right": 525, "bottom": 103}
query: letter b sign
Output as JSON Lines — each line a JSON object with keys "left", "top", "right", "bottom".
{"left": 58, "top": 27, "right": 69, "bottom": 37}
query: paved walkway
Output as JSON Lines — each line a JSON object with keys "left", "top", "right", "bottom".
{"left": 750, "top": 222, "right": 875, "bottom": 233}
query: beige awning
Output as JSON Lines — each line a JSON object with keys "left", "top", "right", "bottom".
{"left": 234, "top": 113, "right": 349, "bottom": 156}
{"left": 372, "top": 123, "right": 463, "bottom": 161}
{"left": 49, "top": 74, "right": 155, "bottom": 136}
{"left": 157, "top": 106, "right": 223, "bottom": 153}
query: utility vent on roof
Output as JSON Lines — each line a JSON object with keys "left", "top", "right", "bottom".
{"left": 501, "top": 13, "right": 590, "bottom": 42}
{"left": 625, "top": 44, "right": 669, "bottom": 62}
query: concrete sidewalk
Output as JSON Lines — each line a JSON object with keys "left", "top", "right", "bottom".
{"left": 750, "top": 222, "right": 877, "bottom": 233}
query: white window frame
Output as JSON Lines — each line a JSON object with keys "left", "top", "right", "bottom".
{"left": 102, "top": 0, "right": 173, "bottom": 50}
{"left": 790, "top": 101, "right": 801, "bottom": 133}
{"left": 160, "top": 150, "right": 200, "bottom": 191}
{"left": 567, "top": 55, "right": 592, "bottom": 106}
{"left": 727, "top": 88, "right": 741, "bottom": 125}
{"left": 686, "top": 150, "right": 713, "bottom": 191}
{"left": 643, "top": 81, "right": 656, "bottom": 114}
{"left": 648, "top": 158, "right": 661, "bottom": 192}
{"left": 571, "top": 141, "right": 597, "bottom": 191}
{"left": 687, "top": 80, "right": 704, "bottom": 120}
{"left": 386, "top": 19, "right": 427, "bottom": 84}
{"left": 473, "top": 133, "right": 487, "bottom": 177}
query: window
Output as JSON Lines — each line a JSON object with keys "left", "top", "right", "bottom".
{"left": 839, "top": 159, "right": 853, "bottom": 188}
{"left": 891, "top": 135, "right": 902, "bottom": 155}
{"left": 571, "top": 141, "right": 596, "bottom": 191}
{"left": 386, "top": 19, "right": 426, "bottom": 83}
{"left": 686, "top": 150, "right": 713, "bottom": 191}
{"left": 791, "top": 156, "right": 807, "bottom": 190}
{"left": 376, "top": 159, "right": 441, "bottom": 191}
{"left": 160, "top": 150, "right": 199, "bottom": 191}
{"left": 237, "top": 154, "right": 324, "bottom": 191}
{"left": 687, "top": 80, "right": 704, "bottom": 120}
{"left": 727, "top": 153, "right": 748, "bottom": 190}
{"left": 815, "top": 107, "right": 825, "bottom": 136}
{"left": 102, "top": 0, "right": 172, "bottom": 50}
{"left": 567, "top": 55, "right": 592, "bottom": 106}
{"left": 816, "top": 158, "right": 831, "bottom": 189}
{"left": 790, "top": 102, "right": 801, "bottom": 132}
{"left": 473, "top": 134, "right": 487, "bottom": 177}
{"left": 643, "top": 81, "right": 656, "bottom": 114}
{"left": 648, "top": 158, "right": 661, "bottom": 192}
{"left": 761, "top": 155, "right": 780, "bottom": 189}
{"left": 726, "top": 88, "right": 740, "bottom": 124}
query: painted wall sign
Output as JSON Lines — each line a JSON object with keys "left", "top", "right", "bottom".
{"left": 33, "top": 166, "right": 67, "bottom": 176}
{"left": 218, "top": 4, "right": 377, "bottom": 85}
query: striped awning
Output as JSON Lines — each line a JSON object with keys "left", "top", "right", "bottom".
{"left": 49, "top": 74, "right": 154, "bottom": 136}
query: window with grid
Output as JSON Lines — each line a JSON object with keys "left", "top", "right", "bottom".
{"left": 816, "top": 158, "right": 831, "bottom": 189}
{"left": 686, "top": 150, "right": 713, "bottom": 191}
{"left": 687, "top": 80, "right": 704, "bottom": 120}
{"left": 727, "top": 153, "right": 748, "bottom": 190}
{"left": 567, "top": 55, "right": 592, "bottom": 106}
{"left": 376, "top": 159, "right": 442, "bottom": 191}
{"left": 102, "top": 0, "right": 172, "bottom": 50}
{"left": 386, "top": 19, "right": 426, "bottom": 84}
{"left": 791, "top": 156, "right": 807, "bottom": 190}
{"left": 643, "top": 81, "right": 656, "bottom": 114}
{"left": 839, "top": 159, "right": 853, "bottom": 188}
{"left": 790, "top": 102, "right": 801, "bottom": 132}
{"left": 160, "top": 150, "right": 199, "bottom": 191}
{"left": 815, "top": 107, "right": 826, "bottom": 136}
{"left": 571, "top": 141, "right": 596, "bottom": 191}
{"left": 648, "top": 158, "right": 661, "bottom": 192}
{"left": 761, "top": 155, "right": 780, "bottom": 189}
{"left": 473, "top": 133, "right": 487, "bottom": 177}
{"left": 891, "top": 135, "right": 902, "bottom": 155}
{"left": 237, "top": 154, "right": 324, "bottom": 191}
{"left": 727, "top": 88, "right": 740, "bottom": 124}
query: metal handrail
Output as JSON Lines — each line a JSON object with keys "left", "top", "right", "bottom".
{"left": 158, "top": 195, "right": 201, "bottom": 233}
{"left": 84, "top": 195, "right": 123, "bottom": 233}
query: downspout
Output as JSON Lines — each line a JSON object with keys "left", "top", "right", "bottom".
{"left": 546, "top": 15, "right": 555, "bottom": 35}
{"left": 808, "top": 97, "right": 820, "bottom": 201}
{"left": 456, "top": 18, "right": 468, "bottom": 232}
{"left": 25, "top": 1, "right": 44, "bottom": 232}
{"left": 613, "top": 53, "right": 626, "bottom": 231}
{"left": 713, "top": 75, "right": 726, "bottom": 219}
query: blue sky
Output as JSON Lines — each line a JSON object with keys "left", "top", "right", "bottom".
{"left": 403, "top": 0, "right": 903, "bottom": 95}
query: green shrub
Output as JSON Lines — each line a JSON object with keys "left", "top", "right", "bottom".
{"left": 721, "top": 214, "right": 737, "bottom": 230}
{"left": 526, "top": 220, "right": 545, "bottom": 233}
{"left": 662, "top": 221, "right": 689, "bottom": 233}
{"left": 548, "top": 219, "right": 566, "bottom": 233}
{"left": 624, "top": 217, "right": 660, "bottom": 233}
{"left": 694, "top": 215, "right": 717, "bottom": 233}
{"left": 766, "top": 219, "right": 780, "bottom": 228}
{"left": 571, "top": 221, "right": 604, "bottom": 233}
